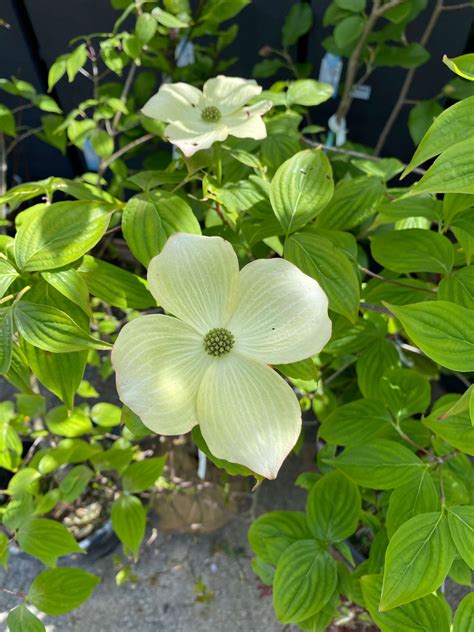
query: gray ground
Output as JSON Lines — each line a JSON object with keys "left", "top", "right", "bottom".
{"left": 0, "top": 450, "right": 309, "bottom": 632}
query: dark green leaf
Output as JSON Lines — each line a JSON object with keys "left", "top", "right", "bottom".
{"left": 248, "top": 511, "right": 311, "bottom": 565}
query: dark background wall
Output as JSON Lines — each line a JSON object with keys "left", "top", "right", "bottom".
{"left": 1, "top": 0, "right": 473, "bottom": 183}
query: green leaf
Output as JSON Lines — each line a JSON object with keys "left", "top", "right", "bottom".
{"left": 377, "top": 196, "right": 441, "bottom": 222}
{"left": 282, "top": 2, "right": 313, "bottom": 47}
{"left": 438, "top": 384, "right": 474, "bottom": 425}
{"left": 152, "top": 7, "right": 190, "bottom": 28}
{"left": 111, "top": 494, "right": 146, "bottom": 559}
{"left": 66, "top": 44, "right": 88, "bottom": 82}
{"left": 334, "top": 15, "right": 365, "bottom": 48}
{"left": 135, "top": 12, "right": 157, "bottom": 43}
{"left": 269, "top": 149, "right": 333, "bottom": 235}
{"left": 443, "top": 53, "right": 474, "bottom": 81}
{"left": 408, "top": 100, "right": 443, "bottom": 145}
{"left": 356, "top": 340, "right": 399, "bottom": 399}
{"left": 47, "top": 57, "right": 67, "bottom": 92}
{"left": 380, "top": 512, "right": 455, "bottom": 610}
{"left": 362, "top": 574, "right": 451, "bottom": 632}
{"left": 78, "top": 255, "right": 154, "bottom": 309}
{"left": 42, "top": 268, "right": 91, "bottom": 316}
{"left": 27, "top": 568, "right": 100, "bottom": 615}
{"left": 3, "top": 494, "right": 35, "bottom": 530}
{"left": 335, "top": 0, "right": 365, "bottom": 10}
{"left": 91, "top": 402, "right": 121, "bottom": 428}
{"left": 406, "top": 136, "right": 474, "bottom": 195}
{"left": 122, "top": 456, "right": 167, "bottom": 493}
{"left": 14, "top": 200, "right": 113, "bottom": 271}
{"left": 23, "top": 343, "right": 87, "bottom": 411}
{"left": 0, "top": 258, "right": 19, "bottom": 298}
{"left": 286, "top": 80, "right": 333, "bottom": 106}
{"left": 17, "top": 518, "right": 82, "bottom": 566}
{"left": 123, "top": 191, "right": 200, "bottom": 266}
{"left": 7, "top": 605, "right": 46, "bottom": 632}
{"left": 423, "top": 403, "right": 474, "bottom": 455}
{"left": 439, "top": 266, "right": 474, "bottom": 309}
{"left": 386, "top": 470, "right": 440, "bottom": 539}
{"left": 371, "top": 229, "right": 453, "bottom": 274}
{"left": 0, "top": 307, "right": 13, "bottom": 374}
{"left": 387, "top": 301, "right": 474, "bottom": 372}
{"left": 285, "top": 232, "right": 360, "bottom": 321}
{"left": 404, "top": 95, "right": 474, "bottom": 174}
{"left": 328, "top": 439, "right": 423, "bottom": 489}
{"left": 46, "top": 405, "right": 93, "bottom": 437}
{"left": 90, "top": 128, "right": 114, "bottom": 159}
{"left": 319, "top": 399, "right": 392, "bottom": 447}
{"left": 14, "top": 301, "right": 110, "bottom": 353}
{"left": 453, "top": 593, "right": 474, "bottom": 632}
{"left": 248, "top": 511, "right": 311, "bottom": 565}
{"left": 0, "top": 104, "right": 16, "bottom": 136}
{"left": 379, "top": 367, "right": 430, "bottom": 420}
{"left": 273, "top": 540, "right": 337, "bottom": 623}
{"left": 316, "top": 176, "right": 384, "bottom": 230}
{"left": 306, "top": 470, "right": 360, "bottom": 543}
{"left": 7, "top": 468, "right": 41, "bottom": 495}
{"left": 0, "top": 531, "right": 8, "bottom": 569}
{"left": 447, "top": 505, "right": 474, "bottom": 568}
{"left": 375, "top": 43, "right": 430, "bottom": 69}
{"left": 59, "top": 465, "right": 93, "bottom": 503}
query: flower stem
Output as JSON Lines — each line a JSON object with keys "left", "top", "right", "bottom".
{"left": 214, "top": 144, "right": 222, "bottom": 187}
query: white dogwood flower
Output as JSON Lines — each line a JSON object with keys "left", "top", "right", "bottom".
{"left": 141, "top": 76, "right": 272, "bottom": 157}
{"left": 112, "top": 234, "right": 331, "bottom": 478}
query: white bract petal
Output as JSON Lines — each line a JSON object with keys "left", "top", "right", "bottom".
{"left": 197, "top": 353, "right": 301, "bottom": 479}
{"left": 163, "top": 121, "right": 229, "bottom": 157}
{"left": 141, "top": 83, "right": 203, "bottom": 122}
{"left": 112, "top": 315, "right": 211, "bottom": 434}
{"left": 203, "top": 76, "right": 262, "bottom": 114}
{"left": 147, "top": 233, "right": 240, "bottom": 334}
{"left": 229, "top": 258, "right": 332, "bottom": 364}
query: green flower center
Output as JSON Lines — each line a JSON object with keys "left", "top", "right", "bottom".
{"left": 201, "top": 105, "right": 221, "bottom": 123}
{"left": 203, "top": 328, "right": 235, "bottom": 357}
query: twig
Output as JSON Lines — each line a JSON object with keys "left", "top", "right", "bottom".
{"left": 0, "top": 133, "right": 6, "bottom": 230}
{"left": 98, "top": 133, "right": 154, "bottom": 177}
{"left": 6, "top": 126, "right": 43, "bottom": 155}
{"left": 375, "top": 0, "right": 444, "bottom": 155}
{"left": 302, "top": 137, "right": 427, "bottom": 175}
{"left": 0, "top": 587, "right": 27, "bottom": 599}
{"left": 442, "top": 2, "right": 472, "bottom": 9}
{"left": 112, "top": 62, "right": 137, "bottom": 132}
{"left": 359, "top": 266, "right": 436, "bottom": 293}
{"left": 360, "top": 302, "right": 391, "bottom": 315}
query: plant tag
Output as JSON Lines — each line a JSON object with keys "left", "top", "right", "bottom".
{"left": 319, "top": 53, "right": 343, "bottom": 99}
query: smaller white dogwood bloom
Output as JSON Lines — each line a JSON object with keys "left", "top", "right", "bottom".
{"left": 141, "top": 76, "right": 272, "bottom": 157}
{"left": 112, "top": 234, "right": 331, "bottom": 479}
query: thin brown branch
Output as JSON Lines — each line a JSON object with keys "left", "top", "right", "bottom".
{"left": 375, "top": 0, "right": 444, "bottom": 155}
{"left": 112, "top": 62, "right": 137, "bottom": 132}
{"left": 359, "top": 266, "right": 436, "bottom": 293}
{"left": 98, "top": 132, "right": 154, "bottom": 177}
{"left": 442, "top": 2, "right": 472, "bottom": 9}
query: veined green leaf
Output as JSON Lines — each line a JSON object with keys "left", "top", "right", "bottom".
{"left": 439, "top": 266, "right": 474, "bottom": 309}
{"left": 316, "top": 176, "right": 384, "bottom": 230}
{"left": 306, "top": 470, "right": 360, "bottom": 543}
{"left": 404, "top": 96, "right": 474, "bottom": 174}
{"left": 78, "top": 256, "right": 154, "bottom": 309}
{"left": 111, "top": 494, "right": 146, "bottom": 559}
{"left": 27, "top": 568, "right": 100, "bottom": 615}
{"left": 6, "top": 605, "right": 45, "bottom": 632}
{"left": 248, "top": 511, "right": 312, "bottom": 565}
{"left": 405, "top": 136, "right": 474, "bottom": 195}
{"left": 269, "top": 149, "right": 333, "bottom": 234}
{"left": 386, "top": 470, "right": 439, "bottom": 539}
{"left": 122, "top": 191, "right": 200, "bottom": 266}
{"left": 453, "top": 593, "right": 474, "bottom": 632}
{"left": 17, "top": 518, "right": 82, "bottom": 566}
{"left": 14, "top": 200, "right": 114, "bottom": 271}
{"left": 371, "top": 229, "right": 453, "bottom": 274}
{"left": 122, "top": 456, "right": 166, "bottom": 493}
{"left": 423, "top": 403, "right": 474, "bottom": 455}
{"left": 285, "top": 232, "right": 360, "bottom": 321}
{"left": 380, "top": 512, "right": 455, "bottom": 610}
{"left": 14, "top": 301, "right": 110, "bottom": 352}
{"left": 319, "top": 400, "right": 392, "bottom": 447}
{"left": 447, "top": 505, "right": 474, "bottom": 568}
{"left": 328, "top": 439, "right": 423, "bottom": 489}
{"left": 0, "top": 307, "right": 13, "bottom": 374}
{"left": 0, "top": 257, "right": 19, "bottom": 298}
{"left": 273, "top": 540, "right": 337, "bottom": 623}
{"left": 42, "top": 268, "right": 91, "bottom": 316}
{"left": 387, "top": 301, "right": 474, "bottom": 372}
{"left": 362, "top": 574, "right": 451, "bottom": 632}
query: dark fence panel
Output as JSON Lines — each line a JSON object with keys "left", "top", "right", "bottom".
{"left": 1, "top": 0, "right": 473, "bottom": 181}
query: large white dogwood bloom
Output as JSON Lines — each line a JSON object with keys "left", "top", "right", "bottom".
{"left": 141, "top": 76, "right": 272, "bottom": 157}
{"left": 112, "top": 234, "right": 331, "bottom": 478}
